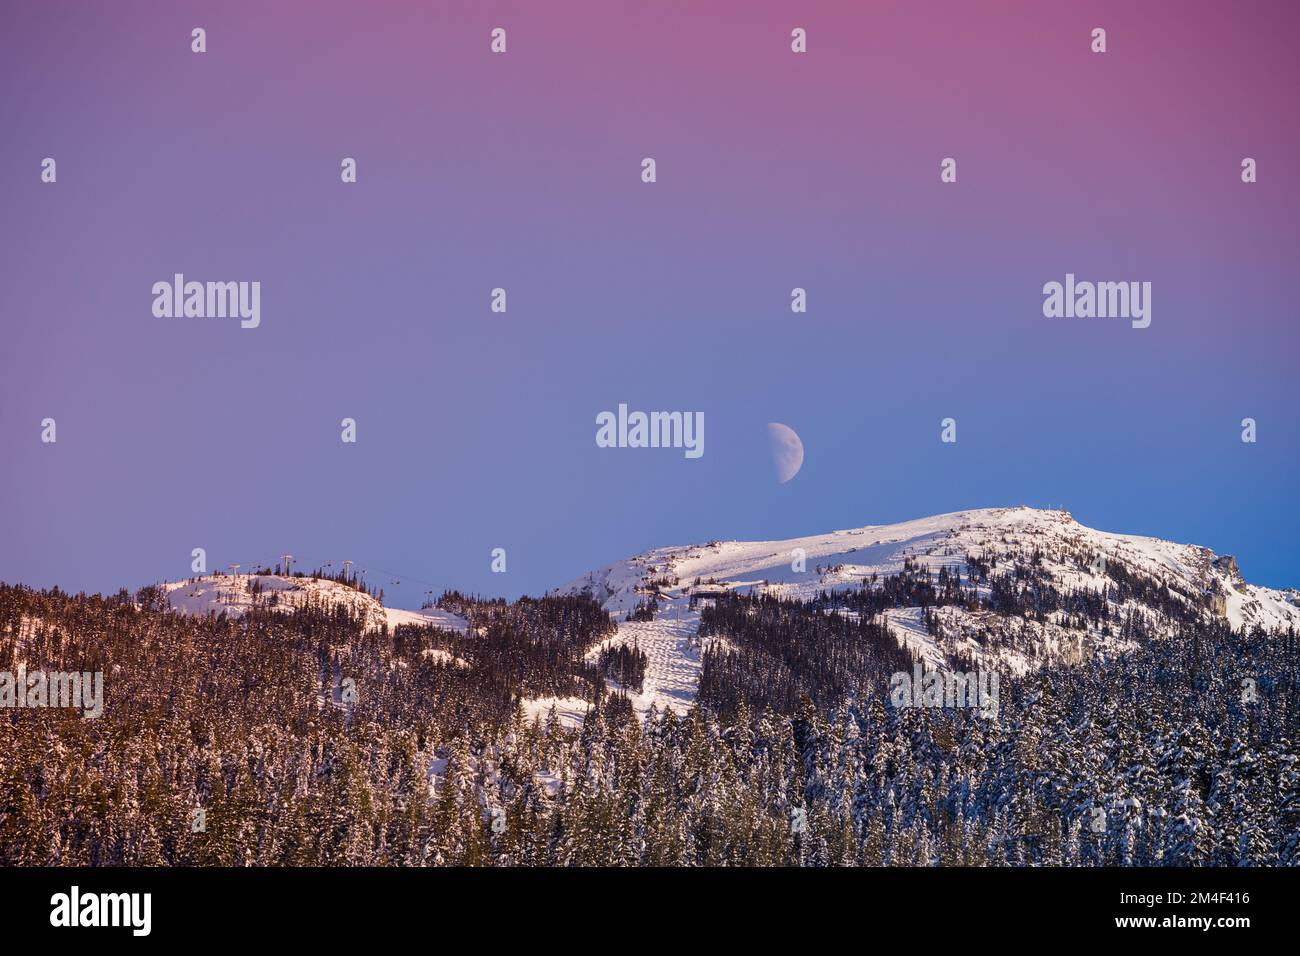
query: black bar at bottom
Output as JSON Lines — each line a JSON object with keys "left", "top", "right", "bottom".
{"left": 0, "top": 865, "right": 1285, "bottom": 942}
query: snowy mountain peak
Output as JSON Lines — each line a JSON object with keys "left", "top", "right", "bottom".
{"left": 560, "top": 506, "right": 1296, "bottom": 631}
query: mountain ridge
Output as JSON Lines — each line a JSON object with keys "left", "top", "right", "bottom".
{"left": 156, "top": 506, "right": 1299, "bottom": 726}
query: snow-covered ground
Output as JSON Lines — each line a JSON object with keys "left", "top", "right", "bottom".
{"left": 581, "top": 593, "right": 725, "bottom": 718}
{"left": 527, "top": 598, "right": 722, "bottom": 724}
{"left": 520, "top": 696, "right": 592, "bottom": 730}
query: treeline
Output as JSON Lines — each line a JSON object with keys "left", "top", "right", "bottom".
{"left": 597, "top": 641, "right": 647, "bottom": 694}
{"left": 816, "top": 555, "right": 1220, "bottom": 647}
{"left": 696, "top": 592, "right": 916, "bottom": 721}
{"left": 437, "top": 593, "right": 618, "bottom": 702}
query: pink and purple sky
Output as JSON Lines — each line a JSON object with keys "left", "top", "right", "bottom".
{"left": 2, "top": 0, "right": 1297, "bottom": 603}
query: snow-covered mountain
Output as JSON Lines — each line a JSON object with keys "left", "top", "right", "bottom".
{"left": 551, "top": 507, "right": 1300, "bottom": 720}
{"left": 159, "top": 507, "right": 1299, "bottom": 727}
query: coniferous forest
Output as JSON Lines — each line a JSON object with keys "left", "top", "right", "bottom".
{"left": 0, "top": 573, "right": 1296, "bottom": 867}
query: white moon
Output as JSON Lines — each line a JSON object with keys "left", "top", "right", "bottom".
{"left": 766, "top": 422, "right": 804, "bottom": 483}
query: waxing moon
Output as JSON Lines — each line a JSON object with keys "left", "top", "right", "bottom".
{"left": 767, "top": 422, "right": 804, "bottom": 483}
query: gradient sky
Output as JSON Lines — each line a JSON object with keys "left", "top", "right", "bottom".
{"left": 2, "top": 0, "right": 1297, "bottom": 607}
